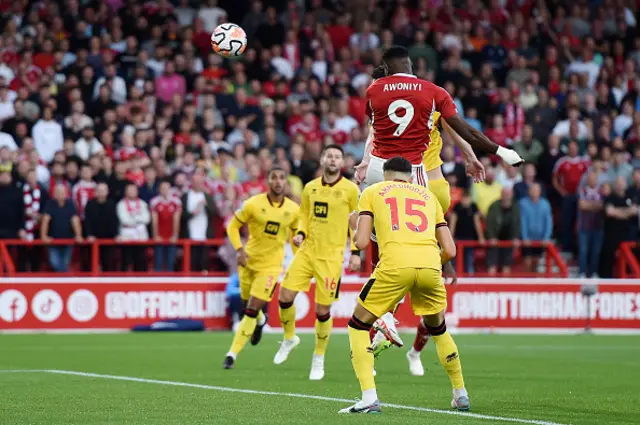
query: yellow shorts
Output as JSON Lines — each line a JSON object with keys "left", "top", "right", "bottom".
{"left": 428, "top": 178, "right": 451, "bottom": 212}
{"left": 238, "top": 266, "right": 280, "bottom": 302}
{"left": 281, "top": 249, "right": 343, "bottom": 306}
{"left": 358, "top": 267, "right": 446, "bottom": 317}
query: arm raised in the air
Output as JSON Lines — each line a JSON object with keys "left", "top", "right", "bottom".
{"left": 443, "top": 114, "right": 524, "bottom": 166}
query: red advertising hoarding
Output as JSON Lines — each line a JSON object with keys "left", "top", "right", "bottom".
{"left": 1, "top": 278, "right": 639, "bottom": 332}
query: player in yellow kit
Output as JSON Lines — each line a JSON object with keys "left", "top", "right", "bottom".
{"left": 339, "top": 156, "right": 469, "bottom": 414}
{"left": 223, "top": 167, "right": 300, "bottom": 370}
{"left": 274, "top": 144, "right": 361, "bottom": 381}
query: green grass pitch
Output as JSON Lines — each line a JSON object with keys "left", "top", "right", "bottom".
{"left": 1, "top": 333, "right": 639, "bottom": 424}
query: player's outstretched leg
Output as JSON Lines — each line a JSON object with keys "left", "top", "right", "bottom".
{"left": 406, "top": 320, "right": 429, "bottom": 376}
{"left": 274, "top": 289, "right": 300, "bottom": 365}
{"left": 422, "top": 316, "right": 470, "bottom": 411}
{"left": 310, "top": 306, "right": 332, "bottom": 380}
{"left": 372, "top": 311, "right": 404, "bottom": 347}
{"left": 224, "top": 304, "right": 262, "bottom": 369}
{"left": 339, "top": 309, "right": 382, "bottom": 414}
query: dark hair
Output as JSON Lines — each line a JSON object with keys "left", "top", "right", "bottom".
{"left": 382, "top": 46, "right": 409, "bottom": 64}
{"left": 372, "top": 65, "right": 386, "bottom": 80}
{"left": 267, "top": 166, "right": 286, "bottom": 177}
{"left": 322, "top": 144, "right": 344, "bottom": 156}
{"left": 383, "top": 156, "right": 412, "bottom": 174}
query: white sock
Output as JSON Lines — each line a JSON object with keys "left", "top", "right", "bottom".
{"left": 226, "top": 351, "right": 237, "bottom": 360}
{"left": 362, "top": 388, "right": 378, "bottom": 404}
{"left": 408, "top": 347, "right": 419, "bottom": 357}
{"left": 381, "top": 312, "right": 394, "bottom": 322}
{"left": 257, "top": 312, "right": 266, "bottom": 326}
{"left": 453, "top": 387, "right": 468, "bottom": 399}
{"left": 312, "top": 353, "right": 324, "bottom": 363}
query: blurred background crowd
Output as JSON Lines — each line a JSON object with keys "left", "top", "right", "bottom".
{"left": 0, "top": 0, "right": 639, "bottom": 278}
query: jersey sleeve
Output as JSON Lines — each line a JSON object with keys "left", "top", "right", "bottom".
{"left": 348, "top": 184, "right": 361, "bottom": 252}
{"left": 358, "top": 187, "right": 374, "bottom": 217}
{"left": 435, "top": 198, "right": 447, "bottom": 227}
{"left": 290, "top": 203, "right": 300, "bottom": 232}
{"left": 233, "top": 198, "right": 252, "bottom": 224}
{"left": 364, "top": 94, "right": 372, "bottom": 120}
{"left": 434, "top": 86, "right": 458, "bottom": 119}
{"left": 297, "top": 185, "right": 311, "bottom": 238}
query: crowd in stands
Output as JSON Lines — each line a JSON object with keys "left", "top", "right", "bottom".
{"left": 0, "top": 0, "right": 639, "bottom": 278}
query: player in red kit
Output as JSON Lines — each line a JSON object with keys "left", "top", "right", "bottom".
{"left": 358, "top": 47, "right": 524, "bottom": 366}
{"left": 72, "top": 165, "right": 96, "bottom": 219}
{"left": 150, "top": 180, "right": 183, "bottom": 271}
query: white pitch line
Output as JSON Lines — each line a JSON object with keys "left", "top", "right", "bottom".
{"left": 19, "top": 369, "right": 568, "bottom": 425}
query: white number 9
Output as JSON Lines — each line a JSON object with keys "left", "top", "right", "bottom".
{"left": 387, "top": 99, "right": 415, "bottom": 137}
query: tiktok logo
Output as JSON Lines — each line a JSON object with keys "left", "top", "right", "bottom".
{"left": 0, "top": 290, "right": 28, "bottom": 323}
{"left": 31, "top": 290, "right": 63, "bottom": 323}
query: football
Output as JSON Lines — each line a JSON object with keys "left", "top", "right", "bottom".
{"left": 211, "top": 23, "right": 247, "bottom": 58}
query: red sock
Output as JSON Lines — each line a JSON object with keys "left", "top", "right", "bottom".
{"left": 412, "top": 320, "right": 430, "bottom": 352}
{"left": 369, "top": 327, "right": 376, "bottom": 342}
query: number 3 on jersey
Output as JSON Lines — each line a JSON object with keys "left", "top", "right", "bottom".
{"left": 385, "top": 197, "right": 428, "bottom": 232}
{"left": 388, "top": 99, "right": 415, "bottom": 136}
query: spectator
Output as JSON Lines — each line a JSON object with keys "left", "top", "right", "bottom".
{"left": 181, "top": 170, "right": 216, "bottom": 271}
{"left": 32, "top": 107, "right": 63, "bottom": 164}
{"left": 513, "top": 125, "right": 544, "bottom": 165}
{"left": 155, "top": 61, "right": 186, "bottom": 104}
{"left": 514, "top": 163, "right": 546, "bottom": 200}
{"left": 198, "top": 0, "right": 227, "bottom": 32}
{"left": 92, "top": 64, "right": 127, "bottom": 104}
{"left": 607, "top": 149, "right": 634, "bottom": 185}
{"left": 473, "top": 167, "right": 502, "bottom": 216}
{"left": 151, "top": 180, "right": 182, "bottom": 272}
{"left": 441, "top": 144, "right": 467, "bottom": 188}
{"left": 0, "top": 170, "right": 25, "bottom": 240}
{"left": 519, "top": 183, "right": 553, "bottom": 272}
{"left": 552, "top": 140, "right": 589, "bottom": 254}
{"left": 450, "top": 190, "right": 484, "bottom": 273}
{"left": 41, "top": 184, "right": 83, "bottom": 272}
{"left": 117, "top": 183, "right": 151, "bottom": 272}
{"left": 140, "top": 166, "right": 160, "bottom": 203}
{"left": 18, "top": 169, "right": 47, "bottom": 271}
{"left": 71, "top": 165, "right": 96, "bottom": 219}
{"left": 577, "top": 172, "right": 605, "bottom": 278}
{"left": 485, "top": 187, "right": 520, "bottom": 275}
{"left": 601, "top": 177, "right": 638, "bottom": 277}
{"left": 84, "top": 183, "right": 119, "bottom": 272}
{"left": 74, "top": 126, "right": 103, "bottom": 162}
{"left": 579, "top": 158, "right": 609, "bottom": 189}
{"left": 495, "top": 162, "right": 522, "bottom": 189}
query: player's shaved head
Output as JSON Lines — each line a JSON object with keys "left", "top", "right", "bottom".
{"left": 382, "top": 46, "right": 412, "bottom": 75}
{"left": 383, "top": 156, "right": 412, "bottom": 182}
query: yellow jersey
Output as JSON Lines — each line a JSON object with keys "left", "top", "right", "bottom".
{"left": 422, "top": 111, "right": 444, "bottom": 171}
{"left": 228, "top": 193, "right": 300, "bottom": 271}
{"left": 298, "top": 176, "right": 360, "bottom": 260}
{"left": 358, "top": 180, "right": 446, "bottom": 271}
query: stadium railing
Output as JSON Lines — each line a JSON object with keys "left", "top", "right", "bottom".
{"left": 617, "top": 242, "right": 640, "bottom": 278}
{"left": 453, "top": 240, "right": 568, "bottom": 277}
{"left": 0, "top": 238, "right": 228, "bottom": 277}
{"left": 0, "top": 238, "right": 570, "bottom": 278}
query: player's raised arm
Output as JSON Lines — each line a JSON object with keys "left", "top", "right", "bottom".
{"left": 436, "top": 87, "right": 523, "bottom": 166}
{"left": 441, "top": 120, "right": 486, "bottom": 183}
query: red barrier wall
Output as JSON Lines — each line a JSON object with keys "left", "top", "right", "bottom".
{"left": 1, "top": 278, "right": 639, "bottom": 332}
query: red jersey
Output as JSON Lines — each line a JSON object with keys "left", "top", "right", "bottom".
{"left": 365, "top": 74, "right": 458, "bottom": 164}
{"left": 72, "top": 180, "right": 96, "bottom": 219}
{"left": 150, "top": 196, "right": 182, "bottom": 240}
{"left": 553, "top": 156, "right": 590, "bottom": 195}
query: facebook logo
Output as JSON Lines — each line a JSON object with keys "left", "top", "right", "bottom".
{"left": 0, "top": 289, "right": 28, "bottom": 323}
